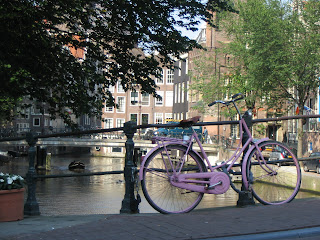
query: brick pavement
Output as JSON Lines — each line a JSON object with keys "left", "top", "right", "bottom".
{"left": 2, "top": 198, "right": 320, "bottom": 240}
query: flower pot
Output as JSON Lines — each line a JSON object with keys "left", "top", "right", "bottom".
{"left": 0, "top": 188, "right": 24, "bottom": 222}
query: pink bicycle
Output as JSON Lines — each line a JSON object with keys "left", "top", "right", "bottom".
{"left": 139, "top": 93, "right": 301, "bottom": 214}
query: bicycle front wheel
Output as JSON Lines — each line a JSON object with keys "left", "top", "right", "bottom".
{"left": 141, "top": 144, "right": 206, "bottom": 214}
{"left": 246, "top": 141, "right": 301, "bottom": 205}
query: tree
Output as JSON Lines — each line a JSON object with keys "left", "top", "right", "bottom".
{"left": 2, "top": 0, "right": 236, "bottom": 126}
{"left": 219, "top": 0, "right": 320, "bottom": 157}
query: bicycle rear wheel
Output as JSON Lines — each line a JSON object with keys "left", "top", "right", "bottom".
{"left": 246, "top": 141, "right": 301, "bottom": 205}
{"left": 141, "top": 144, "right": 206, "bottom": 214}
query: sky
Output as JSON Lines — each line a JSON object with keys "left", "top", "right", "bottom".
{"left": 178, "top": 20, "right": 206, "bottom": 40}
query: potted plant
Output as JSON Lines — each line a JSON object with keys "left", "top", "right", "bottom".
{"left": 0, "top": 172, "right": 25, "bottom": 222}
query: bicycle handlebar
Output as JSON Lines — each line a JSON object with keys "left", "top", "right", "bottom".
{"left": 208, "top": 93, "right": 244, "bottom": 107}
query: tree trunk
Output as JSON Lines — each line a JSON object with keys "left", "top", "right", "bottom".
{"left": 297, "top": 118, "right": 303, "bottom": 159}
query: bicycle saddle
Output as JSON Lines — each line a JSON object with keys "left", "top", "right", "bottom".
{"left": 179, "top": 116, "right": 200, "bottom": 128}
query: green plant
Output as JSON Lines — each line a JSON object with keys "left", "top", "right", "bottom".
{"left": 0, "top": 173, "right": 25, "bottom": 190}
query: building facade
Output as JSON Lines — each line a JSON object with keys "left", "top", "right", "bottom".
{"left": 101, "top": 67, "right": 174, "bottom": 131}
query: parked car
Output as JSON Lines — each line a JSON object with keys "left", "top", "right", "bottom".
{"left": 168, "top": 124, "right": 202, "bottom": 140}
{"left": 269, "top": 146, "right": 293, "bottom": 167}
{"left": 302, "top": 152, "right": 320, "bottom": 174}
{"left": 153, "top": 128, "right": 169, "bottom": 136}
{"left": 141, "top": 128, "right": 154, "bottom": 140}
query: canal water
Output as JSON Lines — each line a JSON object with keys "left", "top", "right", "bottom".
{"left": 1, "top": 153, "right": 319, "bottom": 216}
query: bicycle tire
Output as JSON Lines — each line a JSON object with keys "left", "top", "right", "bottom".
{"left": 141, "top": 144, "right": 206, "bottom": 214}
{"left": 245, "top": 141, "right": 301, "bottom": 205}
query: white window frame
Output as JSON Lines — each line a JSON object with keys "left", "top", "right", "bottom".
{"left": 117, "top": 82, "right": 125, "bottom": 93}
{"left": 141, "top": 113, "right": 149, "bottom": 125}
{"left": 130, "top": 113, "right": 138, "bottom": 123}
{"left": 33, "top": 118, "right": 40, "bottom": 126}
{"left": 155, "top": 91, "right": 164, "bottom": 106}
{"left": 117, "top": 96, "right": 125, "bottom": 113}
{"left": 141, "top": 93, "right": 150, "bottom": 106}
{"left": 130, "top": 91, "right": 139, "bottom": 106}
{"left": 154, "top": 113, "right": 163, "bottom": 124}
{"left": 165, "top": 113, "right": 172, "bottom": 121}
{"left": 185, "top": 58, "right": 188, "bottom": 74}
{"left": 107, "top": 85, "right": 114, "bottom": 93}
{"left": 105, "top": 106, "right": 113, "bottom": 112}
{"left": 155, "top": 69, "right": 164, "bottom": 84}
{"left": 165, "top": 91, "right": 173, "bottom": 107}
{"left": 116, "top": 118, "right": 125, "bottom": 128}
{"left": 166, "top": 69, "right": 174, "bottom": 84}
{"left": 104, "top": 118, "right": 113, "bottom": 128}
{"left": 84, "top": 115, "right": 90, "bottom": 125}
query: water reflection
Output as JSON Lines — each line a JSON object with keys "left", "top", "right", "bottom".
{"left": 0, "top": 153, "right": 319, "bottom": 215}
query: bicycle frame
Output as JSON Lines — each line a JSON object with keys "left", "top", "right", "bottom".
{"left": 139, "top": 115, "right": 270, "bottom": 194}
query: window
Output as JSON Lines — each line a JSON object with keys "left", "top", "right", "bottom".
{"left": 141, "top": 93, "right": 150, "bottom": 106}
{"left": 154, "top": 113, "right": 163, "bottom": 124}
{"left": 175, "top": 84, "right": 178, "bottom": 103}
{"left": 117, "top": 96, "right": 125, "bottom": 113}
{"left": 167, "top": 69, "right": 174, "bottom": 84}
{"left": 165, "top": 113, "right": 172, "bottom": 121}
{"left": 104, "top": 118, "right": 113, "bottom": 128}
{"left": 185, "top": 59, "right": 188, "bottom": 74}
{"left": 112, "top": 147, "right": 122, "bottom": 152}
{"left": 130, "top": 114, "right": 138, "bottom": 123}
{"left": 130, "top": 91, "right": 139, "bottom": 105}
{"left": 105, "top": 105, "right": 113, "bottom": 112}
{"left": 155, "top": 69, "right": 164, "bottom": 84}
{"left": 230, "top": 116, "right": 238, "bottom": 138}
{"left": 155, "top": 91, "right": 164, "bottom": 106}
{"left": 166, "top": 91, "right": 173, "bottom": 107}
{"left": 141, "top": 114, "right": 149, "bottom": 125}
{"left": 187, "top": 82, "right": 190, "bottom": 101}
{"left": 33, "top": 118, "right": 40, "bottom": 126}
{"left": 181, "top": 83, "right": 185, "bottom": 103}
{"left": 107, "top": 85, "right": 114, "bottom": 93}
{"left": 177, "top": 83, "right": 181, "bottom": 103}
{"left": 17, "top": 107, "right": 29, "bottom": 119}
{"left": 116, "top": 118, "right": 125, "bottom": 128}
{"left": 84, "top": 115, "right": 90, "bottom": 125}
{"left": 17, "top": 123, "right": 29, "bottom": 132}
{"left": 117, "top": 82, "right": 125, "bottom": 93}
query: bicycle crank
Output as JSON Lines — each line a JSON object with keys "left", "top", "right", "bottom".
{"left": 171, "top": 171, "right": 230, "bottom": 195}
{"left": 205, "top": 181, "right": 222, "bottom": 190}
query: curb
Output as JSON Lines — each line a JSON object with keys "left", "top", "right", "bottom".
{"left": 205, "top": 226, "right": 320, "bottom": 240}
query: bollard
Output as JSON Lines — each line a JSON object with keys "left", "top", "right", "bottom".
{"left": 24, "top": 132, "right": 40, "bottom": 215}
{"left": 36, "top": 146, "right": 47, "bottom": 170}
{"left": 46, "top": 153, "right": 51, "bottom": 171}
{"left": 237, "top": 109, "right": 255, "bottom": 207}
{"left": 120, "top": 121, "right": 140, "bottom": 213}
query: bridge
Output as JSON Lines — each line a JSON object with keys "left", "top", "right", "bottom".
{"left": 0, "top": 137, "right": 221, "bottom": 162}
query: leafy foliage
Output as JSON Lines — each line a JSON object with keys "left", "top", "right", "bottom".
{"left": 221, "top": 0, "right": 320, "bottom": 112}
{"left": 1, "top": 0, "right": 238, "bottom": 125}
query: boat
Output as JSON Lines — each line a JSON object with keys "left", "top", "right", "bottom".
{"left": 68, "top": 161, "right": 85, "bottom": 171}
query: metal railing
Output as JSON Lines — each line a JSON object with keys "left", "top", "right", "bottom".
{"left": 1, "top": 114, "right": 320, "bottom": 215}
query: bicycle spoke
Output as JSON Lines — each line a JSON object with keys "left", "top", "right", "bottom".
{"left": 141, "top": 144, "right": 206, "bottom": 214}
{"left": 246, "top": 141, "right": 301, "bottom": 205}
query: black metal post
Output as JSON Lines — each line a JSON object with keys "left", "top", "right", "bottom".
{"left": 120, "top": 121, "right": 140, "bottom": 213}
{"left": 237, "top": 109, "right": 255, "bottom": 207}
{"left": 24, "top": 132, "right": 40, "bottom": 215}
